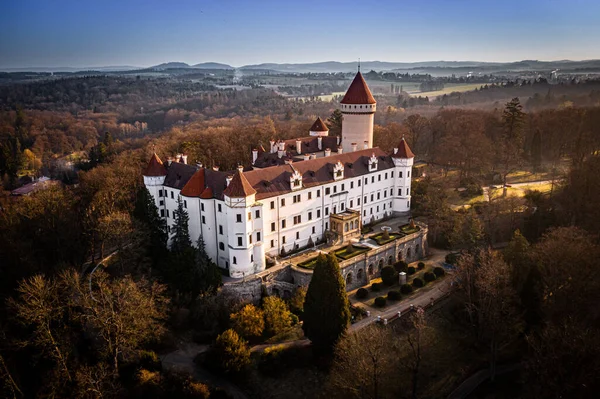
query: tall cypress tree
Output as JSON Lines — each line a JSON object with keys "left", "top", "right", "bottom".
{"left": 303, "top": 253, "right": 351, "bottom": 353}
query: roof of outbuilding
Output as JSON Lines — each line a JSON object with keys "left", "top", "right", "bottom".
{"left": 310, "top": 117, "right": 329, "bottom": 132}
{"left": 340, "top": 72, "right": 376, "bottom": 105}
{"left": 143, "top": 153, "right": 167, "bottom": 176}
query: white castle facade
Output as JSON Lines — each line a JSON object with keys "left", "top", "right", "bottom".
{"left": 143, "top": 72, "right": 415, "bottom": 278}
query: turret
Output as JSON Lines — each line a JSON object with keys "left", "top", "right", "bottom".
{"left": 391, "top": 137, "right": 415, "bottom": 214}
{"left": 340, "top": 71, "right": 376, "bottom": 154}
{"left": 309, "top": 117, "right": 329, "bottom": 137}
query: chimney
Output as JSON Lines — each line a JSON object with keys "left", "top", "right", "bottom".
{"left": 226, "top": 175, "right": 233, "bottom": 186}
{"left": 311, "top": 153, "right": 317, "bottom": 160}
{"left": 364, "top": 140, "right": 369, "bottom": 150}
{"left": 336, "top": 136, "right": 341, "bottom": 145}
{"left": 167, "top": 157, "right": 173, "bottom": 166}
{"left": 196, "top": 161, "right": 203, "bottom": 169}
{"left": 351, "top": 142, "right": 358, "bottom": 152}
{"left": 269, "top": 139, "right": 276, "bottom": 153}
{"left": 237, "top": 165, "right": 244, "bottom": 173}
{"left": 337, "top": 145, "right": 343, "bottom": 154}
{"left": 296, "top": 139, "right": 302, "bottom": 154}
{"left": 317, "top": 136, "right": 323, "bottom": 150}
{"left": 393, "top": 147, "right": 398, "bottom": 155}
{"left": 212, "top": 165, "right": 220, "bottom": 171}
{"left": 303, "top": 154, "right": 310, "bottom": 161}
{"left": 181, "top": 154, "right": 188, "bottom": 164}
{"left": 252, "top": 148, "right": 258, "bottom": 164}
{"left": 325, "top": 148, "right": 331, "bottom": 157}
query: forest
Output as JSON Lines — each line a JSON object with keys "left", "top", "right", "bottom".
{"left": 1, "top": 73, "right": 600, "bottom": 398}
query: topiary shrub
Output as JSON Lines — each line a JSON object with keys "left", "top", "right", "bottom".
{"left": 407, "top": 266, "right": 416, "bottom": 275}
{"left": 387, "top": 290, "right": 401, "bottom": 301}
{"left": 381, "top": 266, "right": 398, "bottom": 286}
{"left": 433, "top": 266, "right": 445, "bottom": 277}
{"left": 374, "top": 296, "right": 387, "bottom": 307}
{"left": 400, "top": 283, "right": 414, "bottom": 295}
{"left": 394, "top": 260, "right": 408, "bottom": 273}
{"left": 424, "top": 272, "right": 436, "bottom": 282}
{"left": 412, "top": 278, "right": 424, "bottom": 288}
{"left": 356, "top": 287, "right": 369, "bottom": 299}
{"left": 418, "top": 262, "right": 425, "bottom": 270}
{"left": 371, "top": 282, "right": 383, "bottom": 292}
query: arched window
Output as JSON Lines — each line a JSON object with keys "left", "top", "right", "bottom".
{"left": 219, "top": 242, "right": 225, "bottom": 250}
{"left": 357, "top": 269, "right": 363, "bottom": 279}
{"left": 345, "top": 223, "right": 349, "bottom": 232}
{"left": 346, "top": 273, "right": 353, "bottom": 285}
{"left": 407, "top": 247, "right": 412, "bottom": 258}
{"left": 233, "top": 257, "right": 237, "bottom": 264}
{"left": 398, "top": 251, "right": 403, "bottom": 261}
{"left": 378, "top": 259, "right": 384, "bottom": 270}
{"left": 388, "top": 256, "right": 393, "bottom": 265}
{"left": 368, "top": 264, "right": 374, "bottom": 275}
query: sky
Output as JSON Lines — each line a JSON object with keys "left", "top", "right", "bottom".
{"left": 1, "top": 0, "right": 599, "bottom": 68}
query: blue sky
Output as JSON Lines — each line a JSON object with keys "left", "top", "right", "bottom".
{"left": 1, "top": 0, "right": 599, "bottom": 68}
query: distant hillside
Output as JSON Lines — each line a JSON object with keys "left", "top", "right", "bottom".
{"left": 151, "top": 62, "right": 191, "bottom": 70}
{"left": 193, "top": 62, "right": 233, "bottom": 69}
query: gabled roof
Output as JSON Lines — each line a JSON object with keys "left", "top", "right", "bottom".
{"left": 253, "top": 136, "right": 339, "bottom": 168}
{"left": 393, "top": 137, "right": 415, "bottom": 159}
{"left": 340, "top": 72, "right": 376, "bottom": 105}
{"left": 310, "top": 117, "right": 329, "bottom": 132}
{"left": 223, "top": 169, "right": 257, "bottom": 198}
{"left": 164, "top": 162, "right": 197, "bottom": 189}
{"left": 143, "top": 153, "right": 167, "bottom": 176}
{"left": 181, "top": 169, "right": 205, "bottom": 197}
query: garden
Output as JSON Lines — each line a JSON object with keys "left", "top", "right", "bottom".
{"left": 297, "top": 244, "right": 370, "bottom": 269}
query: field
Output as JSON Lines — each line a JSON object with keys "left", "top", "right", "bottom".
{"left": 409, "top": 83, "right": 484, "bottom": 98}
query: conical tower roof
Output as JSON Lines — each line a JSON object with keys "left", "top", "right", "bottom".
{"left": 143, "top": 153, "right": 167, "bottom": 176}
{"left": 341, "top": 72, "right": 376, "bottom": 104}
{"left": 393, "top": 137, "right": 415, "bottom": 158}
{"left": 310, "top": 117, "right": 329, "bottom": 132}
{"left": 223, "top": 169, "right": 257, "bottom": 198}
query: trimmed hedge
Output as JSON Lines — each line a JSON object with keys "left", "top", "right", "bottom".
{"left": 356, "top": 288, "right": 369, "bottom": 299}
{"left": 394, "top": 261, "right": 408, "bottom": 273}
{"left": 400, "top": 283, "right": 414, "bottom": 295}
{"left": 374, "top": 296, "right": 387, "bottom": 307}
{"left": 371, "top": 282, "right": 383, "bottom": 292}
{"left": 412, "top": 278, "right": 424, "bottom": 288}
{"left": 418, "top": 262, "right": 425, "bottom": 270}
{"left": 433, "top": 266, "right": 445, "bottom": 277}
{"left": 387, "top": 290, "right": 401, "bottom": 301}
{"left": 381, "top": 266, "right": 398, "bottom": 286}
{"left": 424, "top": 272, "right": 436, "bottom": 282}
{"left": 407, "top": 266, "right": 416, "bottom": 275}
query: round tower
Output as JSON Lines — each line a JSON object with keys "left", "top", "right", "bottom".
{"left": 340, "top": 71, "right": 376, "bottom": 153}
{"left": 143, "top": 153, "right": 167, "bottom": 204}
{"left": 391, "top": 138, "right": 415, "bottom": 214}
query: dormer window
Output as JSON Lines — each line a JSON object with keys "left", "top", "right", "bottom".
{"left": 290, "top": 169, "right": 302, "bottom": 191}
{"left": 333, "top": 160, "right": 344, "bottom": 181}
{"left": 368, "top": 153, "right": 378, "bottom": 172}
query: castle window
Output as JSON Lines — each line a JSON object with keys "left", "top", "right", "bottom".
{"left": 296, "top": 232, "right": 300, "bottom": 240}
{"left": 325, "top": 207, "right": 329, "bottom": 216}
{"left": 341, "top": 203, "right": 345, "bottom": 211}
{"left": 248, "top": 212, "right": 251, "bottom": 221}
{"left": 166, "top": 210, "right": 169, "bottom": 218}
{"left": 326, "top": 187, "right": 331, "bottom": 195}
{"left": 171, "top": 191, "right": 174, "bottom": 199}
{"left": 407, "top": 200, "right": 410, "bottom": 208}
{"left": 160, "top": 200, "right": 164, "bottom": 206}
{"left": 333, "top": 186, "right": 337, "bottom": 193}
{"left": 312, "top": 226, "right": 316, "bottom": 234}
{"left": 358, "top": 179, "right": 361, "bottom": 187}
{"left": 281, "top": 198, "right": 286, "bottom": 207}
{"left": 271, "top": 222, "right": 276, "bottom": 231}
{"left": 378, "top": 175, "right": 381, "bottom": 181}
{"left": 270, "top": 201, "right": 275, "bottom": 209}
{"left": 308, "top": 211, "right": 313, "bottom": 220}
{"left": 282, "top": 236, "right": 286, "bottom": 244}
{"left": 308, "top": 191, "right": 312, "bottom": 200}
{"left": 293, "top": 215, "right": 302, "bottom": 225}
{"left": 377, "top": 206, "right": 379, "bottom": 212}
{"left": 160, "top": 209, "right": 164, "bottom": 217}
{"left": 184, "top": 200, "right": 187, "bottom": 208}
{"left": 363, "top": 210, "right": 366, "bottom": 217}
{"left": 333, "top": 206, "right": 337, "bottom": 214}
{"left": 159, "top": 189, "right": 163, "bottom": 197}
{"left": 249, "top": 234, "right": 252, "bottom": 244}
{"left": 233, "top": 257, "right": 237, "bottom": 264}
{"left": 371, "top": 176, "right": 375, "bottom": 184}
{"left": 255, "top": 210, "right": 260, "bottom": 218}
{"left": 371, "top": 194, "right": 374, "bottom": 202}
{"left": 219, "top": 242, "right": 224, "bottom": 250}
{"left": 257, "top": 232, "right": 261, "bottom": 242}
{"left": 293, "top": 179, "right": 301, "bottom": 187}
{"left": 341, "top": 183, "right": 345, "bottom": 191}
{"left": 391, "top": 171, "right": 394, "bottom": 178}
{"left": 317, "top": 209, "right": 321, "bottom": 218}
{"left": 408, "top": 171, "right": 410, "bottom": 177}
{"left": 218, "top": 204, "right": 222, "bottom": 212}
{"left": 202, "top": 216, "right": 206, "bottom": 224}
{"left": 358, "top": 198, "right": 361, "bottom": 205}
{"left": 271, "top": 239, "right": 275, "bottom": 248}
{"left": 336, "top": 170, "right": 342, "bottom": 177}
{"left": 385, "top": 173, "right": 388, "bottom": 179}
{"left": 219, "top": 225, "right": 223, "bottom": 235}
{"left": 406, "top": 188, "right": 410, "bottom": 195}
{"left": 400, "top": 171, "right": 403, "bottom": 178}
{"left": 350, "top": 200, "right": 353, "bottom": 208}
{"left": 398, "top": 188, "right": 402, "bottom": 196}
{"left": 238, "top": 237, "right": 243, "bottom": 246}
{"left": 364, "top": 178, "right": 368, "bottom": 185}
{"left": 293, "top": 194, "right": 300, "bottom": 203}
{"left": 282, "top": 220, "right": 286, "bottom": 229}
{"left": 350, "top": 181, "right": 354, "bottom": 189}
{"left": 236, "top": 214, "right": 242, "bottom": 223}
{"left": 201, "top": 203, "right": 204, "bottom": 211}
{"left": 317, "top": 189, "right": 321, "bottom": 197}
{"left": 325, "top": 222, "right": 329, "bottom": 230}
{"left": 377, "top": 193, "right": 380, "bottom": 200}
{"left": 251, "top": 254, "right": 254, "bottom": 262}
{"left": 364, "top": 196, "right": 367, "bottom": 203}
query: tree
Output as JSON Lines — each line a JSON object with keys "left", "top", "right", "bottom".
{"left": 404, "top": 307, "right": 427, "bottom": 399}
{"left": 530, "top": 129, "right": 542, "bottom": 172}
{"left": 196, "top": 235, "right": 222, "bottom": 294}
{"left": 170, "top": 196, "right": 192, "bottom": 253}
{"left": 210, "top": 329, "right": 251, "bottom": 374}
{"left": 262, "top": 296, "right": 293, "bottom": 336}
{"left": 499, "top": 98, "right": 525, "bottom": 193}
{"left": 133, "top": 186, "right": 168, "bottom": 263}
{"left": 230, "top": 304, "right": 264, "bottom": 339}
{"left": 327, "top": 109, "right": 343, "bottom": 136}
{"left": 303, "top": 254, "right": 351, "bottom": 353}
{"left": 328, "top": 325, "right": 398, "bottom": 399}
{"left": 381, "top": 265, "right": 398, "bottom": 286}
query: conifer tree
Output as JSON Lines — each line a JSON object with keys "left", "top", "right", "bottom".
{"left": 327, "top": 109, "right": 343, "bottom": 136}
{"left": 170, "top": 196, "right": 192, "bottom": 254}
{"left": 133, "top": 186, "right": 168, "bottom": 262}
{"left": 196, "top": 235, "right": 222, "bottom": 293}
{"left": 303, "top": 253, "right": 351, "bottom": 353}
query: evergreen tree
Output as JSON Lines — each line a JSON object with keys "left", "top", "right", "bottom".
{"left": 133, "top": 186, "right": 168, "bottom": 263}
{"left": 196, "top": 235, "right": 222, "bottom": 293}
{"left": 327, "top": 109, "right": 343, "bottom": 136}
{"left": 531, "top": 129, "right": 542, "bottom": 172}
{"left": 303, "top": 253, "right": 351, "bottom": 353}
{"left": 170, "top": 196, "right": 191, "bottom": 253}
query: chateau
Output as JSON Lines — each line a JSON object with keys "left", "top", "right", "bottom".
{"left": 143, "top": 71, "right": 418, "bottom": 279}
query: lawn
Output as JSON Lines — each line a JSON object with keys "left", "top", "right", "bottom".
{"left": 399, "top": 223, "right": 421, "bottom": 235}
{"left": 370, "top": 232, "right": 403, "bottom": 246}
{"left": 333, "top": 244, "right": 371, "bottom": 260}
{"left": 297, "top": 257, "right": 319, "bottom": 270}
{"left": 409, "top": 83, "right": 484, "bottom": 98}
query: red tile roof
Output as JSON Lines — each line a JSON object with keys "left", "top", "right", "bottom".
{"left": 200, "top": 187, "right": 213, "bottom": 199}
{"left": 310, "top": 117, "right": 329, "bottom": 132}
{"left": 181, "top": 169, "right": 205, "bottom": 197}
{"left": 340, "top": 72, "right": 376, "bottom": 105}
{"left": 223, "top": 169, "right": 257, "bottom": 198}
{"left": 393, "top": 138, "right": 415, "bottom": 158}
{"left": 143, "top": 153, "right": 167, "bottom": 176}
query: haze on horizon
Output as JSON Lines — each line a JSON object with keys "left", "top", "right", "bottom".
{"left": 1, "top": 0, "right": 599, "bottom": 69}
